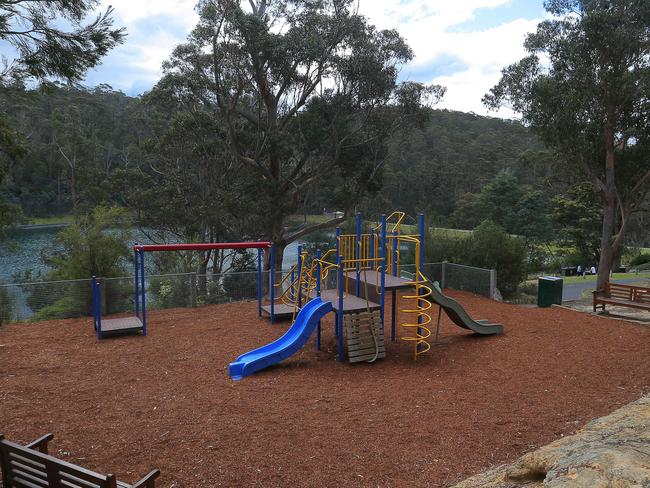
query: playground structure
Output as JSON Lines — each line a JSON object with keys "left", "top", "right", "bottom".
{"left": 231, "top": 211, "right": 503, "bottom": 379}
{"left": 92, "top": 241, "right": 271, "bottom": 339}
{"left": 89, "top": 212, "right": 502, "bottom": 379}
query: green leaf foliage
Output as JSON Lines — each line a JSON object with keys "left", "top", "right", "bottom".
{"left": 42, "top": 206, "right": 132, "bottom": 280}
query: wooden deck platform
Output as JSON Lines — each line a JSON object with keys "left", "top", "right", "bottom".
{"left": 318, "top": 289, "right": 380, "bottom": 313}
{"left": 261, "top": 289, "right": 381, "bottom": 321}
{"left": 260, "top": 303, "right": 295, "bottom": 320}
{"left": 350, "top": 272, "right": 413, "bottom": 290}
{"left": 99, "top": 316, "right": 143, "bottom": 336}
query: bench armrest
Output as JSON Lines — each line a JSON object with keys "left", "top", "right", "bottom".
{"left": 132, "top": 469, "right": 161, "bottom": 488}
{"left": 25, "top": 433, "right": 54, "bottom": 454}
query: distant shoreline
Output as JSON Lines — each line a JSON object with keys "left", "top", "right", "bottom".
{"left": 8, "top": 223, "right": 71, "bottom": 231}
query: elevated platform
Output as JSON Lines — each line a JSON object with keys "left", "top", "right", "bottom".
{"left": 350, "top": 272, "right": 413, "bottom": 291}
{"left": 261, "top": 289, "right": 380, "bottom": 321}
{"left": 99, "top": 316, "right": 144, "bottom": 337}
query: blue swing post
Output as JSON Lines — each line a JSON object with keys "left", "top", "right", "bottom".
{"left": 257, "top": 248, "right": 263, "bottom": 318}
{"left": 134, "top": 245, "right": 140, "bottom": 320}
{"left": 337, "top": 254, "right": 344, "bottom": 362}
{"left": 269, "top": 244, "right": 275, "bottom": 324}
{"left": 92, "top": 276, "right": 99, "bottom": 332}
{"left": 140, "top": 247, "right": 147, "bottom": 336}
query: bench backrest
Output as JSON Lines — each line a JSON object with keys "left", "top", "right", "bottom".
{"left": 633, "top": 287, "right": 650, "bottom": 304}
{"left": 0, "top": 436, "right": 117, "bottom": 488}
{"left": 604, "top": 282, "right": 650, "bottom": 303}
{"left": 604, "top": 283, "right": 633, "bottom": 300}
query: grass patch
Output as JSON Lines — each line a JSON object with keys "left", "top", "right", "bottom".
{"left": 527, "top": 272, "right": 650, "bottom": 285}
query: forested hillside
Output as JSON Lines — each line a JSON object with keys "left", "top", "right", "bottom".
{"left": 0, "top": 84, "right": 142, "bottom": 217}
{"left": 0, "top": 85, "right": 549, "bottom": 222}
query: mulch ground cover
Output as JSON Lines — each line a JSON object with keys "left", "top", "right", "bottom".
{"left": 1, "top": 291, "right": 649, "bottom": 487}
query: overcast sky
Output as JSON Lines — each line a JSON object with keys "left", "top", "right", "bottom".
{"left": 85, "top": 0, "right": 547, "bottom": 117}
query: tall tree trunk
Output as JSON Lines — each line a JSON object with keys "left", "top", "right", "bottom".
{"left": 596, "top": 115, "right": 616, "bottom": 290}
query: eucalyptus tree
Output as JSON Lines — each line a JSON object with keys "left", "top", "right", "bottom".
{"left": 159, "top": 0, "right": 443, "bottom": 268}
{"left": 0, "top": 0, "right": 124, "bottom": 227}
{"left": 484, "top": 0, "right": 650, "bottom": 289}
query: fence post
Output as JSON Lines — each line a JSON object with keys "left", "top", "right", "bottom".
{"left": 489, "top": 269, "right": 497, "bottom": 300}
{"left": 190, "top": 273, "right": 197, "bottom": 307}
{"left": 441, "top": 261, "right": 447, "bottom": 289}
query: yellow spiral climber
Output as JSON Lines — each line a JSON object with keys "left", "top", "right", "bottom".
{"left": 398, "top": 236, "right": 434, "bottom": 360}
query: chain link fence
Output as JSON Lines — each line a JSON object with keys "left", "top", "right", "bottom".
{"left": 0, "top": 271, "right": 267, "bottom": 324}
{"left": 400, "top": 262, "right": 496, "bottom": 298}
{"left": 0, "top": 262, "right": 494, "bottom": 325}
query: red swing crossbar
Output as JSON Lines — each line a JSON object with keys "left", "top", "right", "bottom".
{"left": 134, "top": 242, "right": 271, "bottom": 252}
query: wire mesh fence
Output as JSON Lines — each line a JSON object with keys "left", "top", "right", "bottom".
{"left": 400, "top": 262, "right": 495, "bottom": 298}
{"left": 0, "top": 262, "right": 494, "bottom": 325}
{"left": 0, "top": 271, "right": 268, "bottom": 325}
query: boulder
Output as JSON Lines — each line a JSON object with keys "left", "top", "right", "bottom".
{"left": 453, "top": 395, "right": 650, "bottom": 487}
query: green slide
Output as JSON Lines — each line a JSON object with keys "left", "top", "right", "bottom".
{"left": 428, "top": 281, "right": 503, "bottom": 335}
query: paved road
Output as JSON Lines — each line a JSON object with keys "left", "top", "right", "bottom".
{"left": 563, "top": 277, "right": 649, "bottom": 301}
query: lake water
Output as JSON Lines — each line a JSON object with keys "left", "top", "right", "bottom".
{"left": 0, "top": 225, "right": 313, "bottom": 283}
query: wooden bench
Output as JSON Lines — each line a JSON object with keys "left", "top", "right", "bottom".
{"left": 593, "top": 282, "right": 650, "bottom": 312}
{"left": 0, "top": 433, "right": 160, "bottom": 488}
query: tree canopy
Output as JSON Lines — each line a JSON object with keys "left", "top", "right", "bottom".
{"left": 485, "top": 0, "right": 650, "bottom": 288}
{"left": 157, "top": 0, "right": 444, "bottom": 267}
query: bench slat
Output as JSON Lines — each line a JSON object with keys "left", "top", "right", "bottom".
{"left": 60, "top": 469, "right": 105, "bottom": 487}
{"left": 1, "top": 436, "right": 147, "bottom": 488}
{"left": 9, "top": 460, "right": 47, "bottom": 483}
{"left": 11, "top": 475, "right": 44, "bottom": 488}
{"left": 8, "top": 467, "right": 48, "bottom": 487}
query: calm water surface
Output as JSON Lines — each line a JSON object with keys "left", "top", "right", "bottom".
{"left": 0, "top": 225, "right": 313, "bottom": 283}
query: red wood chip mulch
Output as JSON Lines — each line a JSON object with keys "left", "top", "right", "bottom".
{"left": 1, "top": 291, "right": 648, "bottom": 487}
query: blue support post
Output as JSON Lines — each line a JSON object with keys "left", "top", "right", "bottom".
{"left": 96, "top": 281, "right": 103, "bottom": 339}
{"left": 270, "top": 244, "right": 275, "bottom": 324}
{"left": 419, "top": 213, "right": 425, "bottom": 266}
{"left": 297, "top": 245, "right": 303, "bottom": 308}
{"left": 392, "top": 230, "right": 398, "bottom": 276}
{"left": 337, "top": 254, "right": 344, "bottom": 362}
{"left": 257, "top": 248, "right": 263, "bottom": 317}
{"left": 92, "top": 276, "right": 98, "bottom": 332}
{"left": 380, "top": 214, "right": 386, "bottom": 331}
{"left": 134, "top": 246, "right": 140, "bottom": 319}
{"left": 355, "top": 212, "right": 361, "bottom": 297}
{"left": 140, "top": 248, "right": 147, "bottom": 336}
{"left": 335, "top": 226, "right": 340, "bottom": 260}
{"left": 316, "top": 249, "right": 322, "bottom": 351}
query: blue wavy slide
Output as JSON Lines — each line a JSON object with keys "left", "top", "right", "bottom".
{"left": 228, "top": 297, "right": 333, "bottom": 380}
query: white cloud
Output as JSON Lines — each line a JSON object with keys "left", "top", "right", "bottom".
{"left": 99, "top": 0, "right": 198, "bottom": 27}
{"left": 86, "top": 0, "right": 543, "bottom": 115}
{"left": 358, "top": 1, "right": 542, "bottom": 117}
{"left": 89, "top": 1, "right": 199, "bottom": 92}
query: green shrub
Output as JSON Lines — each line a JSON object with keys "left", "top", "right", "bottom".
{"left": 462, "top": 220, "right": 527, "bottom": 296}
{"left": 0, "top": 285, "right": 16, "bottom": 324}
{"left": 31, "top": 295, "right": 86, "bottom": 321}
{"left": 630, "top": 253, "right": 650, "bottom": 267}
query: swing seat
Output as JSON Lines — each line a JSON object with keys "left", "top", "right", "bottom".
{"left": 97, "top": 316, "right": 144, "bottom": 337}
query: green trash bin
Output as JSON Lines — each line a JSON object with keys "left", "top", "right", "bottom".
{"left": 538, "top": 276, "right": 563, "bottom": 308}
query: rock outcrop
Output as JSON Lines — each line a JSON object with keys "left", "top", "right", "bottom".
{"left": 453, "top": 395, "right": 650, "bottom": 487}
